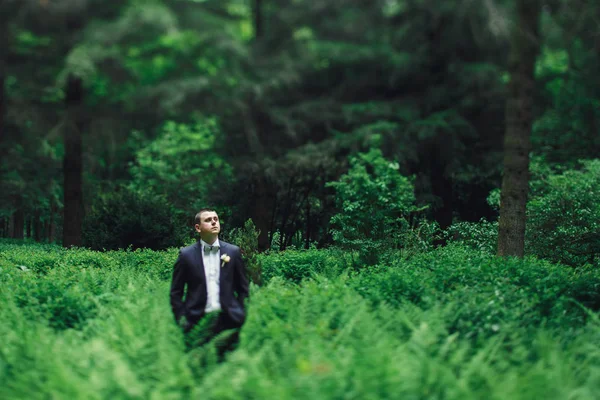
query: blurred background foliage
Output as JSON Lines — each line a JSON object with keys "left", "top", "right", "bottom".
{"left": 1, "top": 0, "right": 598, "bottom": 258}
{"left": 2, "top": 2, "right": 600, "bottom": 395}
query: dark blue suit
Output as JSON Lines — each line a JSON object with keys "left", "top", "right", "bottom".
{"left": 169, "top": 240, "right": 249, "bottom": 330}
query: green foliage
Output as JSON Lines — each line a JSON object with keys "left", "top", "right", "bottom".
{"left": 533, "top": 23, "right": 600, "bottom": 164}
{"left": 227, "top": 219, "right": 262, "bottom": 285}
{"left": 350, "top": 245, "right": 600, "bottom": 340}
{"left": 454, "top": 158, "right": 600, "bottom": 266}
{"left": 258, "top": 248, "right": 353, "bottom": 285}
{"left": 217, "top": 277, "right": 600, "bottom": 400}
{"left": 0, "top": 243, "right": 192, "bottom": 399}
{"left": 82, "top": 186, "right": 187, "bottom": 251}
{"left": 2, "top": 242, "right": 600, "bottom": 399}
{"left": 4, "top": 0, "right": 600, "bottom": 253}
{"left": 445, "top": 219, "right": 498, "bottom": 254}
{"left": 527, "top": 159, "right": 600, "bottom": 267}
{"left": 327, "top": 147, "right": 422, "bottom": 264}
{"left": 129, "top": 119, "right": 235, "bottom": 214}
{"left": 0, "top": 241, "right": 179, "bottom": 280}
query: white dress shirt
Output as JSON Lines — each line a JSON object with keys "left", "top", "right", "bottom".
{"left": 200, "top": 238, "right": 221, "bottom": 313}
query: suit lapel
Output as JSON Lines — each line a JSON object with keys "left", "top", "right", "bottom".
{"left": 194, "top": 241, "right": 206, "bottom": 279}
{"left": 218, "top": 241, "right": 228, "bottom": 291}
{"left": 219, "top": 241, "right": 229, "bottom": 265}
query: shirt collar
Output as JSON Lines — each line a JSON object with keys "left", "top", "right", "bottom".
{"left": 200, "top": 238, "right": 220, "bottom": 249}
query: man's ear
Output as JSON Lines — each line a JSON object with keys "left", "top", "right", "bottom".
{"left": 194, "top": 224, "right": 201, "bottom": 233}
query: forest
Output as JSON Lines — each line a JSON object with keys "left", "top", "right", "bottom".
{"left": 1, "top": 0, "right": 600, "bottom": 399}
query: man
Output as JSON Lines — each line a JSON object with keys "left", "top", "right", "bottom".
{"left": 170, "top": 208, "right": 249, "bottom": 352}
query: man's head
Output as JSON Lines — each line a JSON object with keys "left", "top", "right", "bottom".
{"left": 194, "top": 208, "right": 220, "bottom": 244}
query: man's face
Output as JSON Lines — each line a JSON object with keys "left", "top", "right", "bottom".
{"left": 195, "top": 211, "right": 220, "bottom": 236}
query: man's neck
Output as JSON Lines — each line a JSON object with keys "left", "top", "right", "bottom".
{"left": 200, "top": 235, "right": 218, "bottom": 245}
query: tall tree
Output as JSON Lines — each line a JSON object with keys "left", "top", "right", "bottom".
{"left": 497, "top": 0, "right": 542, "bottom": 257}
{"left": 0, "top": 59, "right": 4, "bottom": 149}
{"left": 62, "top": 74, "right": 85, "bottom": 247}
{"left": 253, "top": 0, "right": 263, "bottom": 40}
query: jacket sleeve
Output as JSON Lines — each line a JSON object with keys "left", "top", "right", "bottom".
{"left": 234, "top": 248, "right": 250, "bottom": 307}
{"left": 169, "top": 250, "right": 187, "bottom": 321}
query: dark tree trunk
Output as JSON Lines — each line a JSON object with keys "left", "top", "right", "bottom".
{"left": 0, "top": 65, "right": 4, "bottom": 146}
{"left": 497, "top": 0, "right": 541, "bottom": 257}
{"left": 252, "top": 176, "right": 272, "bottom": 251}
{"left": 430, "top": 158, "right": 453, "bottom": 232}
{"left": 1, "top": 217, "right": 5, "bottom": 237}
{"left": 63, "top": 74, "right": 85, "bottom": 248}
{"left": 278, "top": 177, "right": 295, "bottom": 250}
{"left": 304, "top": 201, "right": 311, "bottom": 249}
{"left": 49, "top": 202, "right": 57, "bottom": 243}
{"left": 26, "top": 216, "right": 31, "bottom": 238}
{"left": 0, "top": 11, "right": 6, "bottom": 149}
{"left": 243, "top": 101, "right": 271, "bottom": 250}
{"left": 34, "top": 211, "right": 42, "bottom": 242}
{"left": 43, "top": 219, "right": 49, "bottom": 242}
{"left": 12, "top": 209, "right": 24, "bottom": 239}
{"left": 268, "top": 200, "right": 278, "bottom": 248}
{"left": 245, "top": 0, "right": 274, "bottom": 246}
{"left": 253, "top": 0, "right": 263, "bottom": 40}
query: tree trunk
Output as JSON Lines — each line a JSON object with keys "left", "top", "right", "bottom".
{"left": 26, "top": 216, "right": 31, "bottom": 238}
{"left": 34, "top": 211, "right": 42, "bottom": 242}
{"left": 497, "top": 0, "right": 541, "bottom": 257}
{"left": 43, "top": 219, "right": 49, "bottom": 242}
{"left": 253, "top": 176, "right": 272, "bottom": 251}
{"left": 49, "top": 202, "right": 57, "bottom": 243}
{"left": 430, "top": 156, "right": 453, "bottom": 232}
{"left": 0, "top": 13, "right": 6, "bottom": 149}
{"left": 304, "top": 200, "right": 311, "bottom": 249}
{"left": 12, "top": 209, "right": 24, "bottom": 239}
{"left": 8, "top": 214, "right": 13, "bottom": 238}
{"left": 253, "top": 0, "right": 263, "bottom": 40}
{"left": 0, "top": 64, "right": 4, "bottom": 146}
{"left": 62, "top": 74, "right": 85, "bottom": 247}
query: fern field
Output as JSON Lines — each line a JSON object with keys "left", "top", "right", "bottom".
{"left": 1, "top": 241, "right": 600, "bottom": 399}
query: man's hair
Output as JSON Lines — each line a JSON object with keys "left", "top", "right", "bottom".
{"left": 195, "top": 208, "right": 216, "bottom": 225}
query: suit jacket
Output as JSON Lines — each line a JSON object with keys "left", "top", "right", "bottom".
{"left": 169, "top": 240, "right": 249, "bottom": 327}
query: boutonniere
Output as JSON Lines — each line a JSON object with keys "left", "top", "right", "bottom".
{"left": 220, "top": 254, "right": 231, "bottom": 268}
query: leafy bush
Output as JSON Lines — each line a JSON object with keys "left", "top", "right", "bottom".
{"left": 82, "top": 186, "right": 187, "bottom": 251}
{"left": 227, "top": 219, "right": 262, "bottom": 285}
{"left": 451, "top": 159, "right": 600, "bottom": 267}
{"left": 350, "top": 244, "right": 600, "bottom": 339}
{"left": 327, "top": 147, "right": 428, "bottom": 265}
{"left": 0, "top": 240, "right": 178, "bottom": 279}
{"left": 526, "top": 159, "right": 600, "bottom": 267}
{"left": 258, "top": 248, "right": 353, "bottom": 284}
{"left": 445, "top": 218, "right": 498, "bottom": 254}
{"left": 129, "top": 119, "right": 235, "bottom": 214}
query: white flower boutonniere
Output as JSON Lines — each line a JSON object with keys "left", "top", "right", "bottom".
{"left": 220, "top": 254, "right": 231, "bottom": 268}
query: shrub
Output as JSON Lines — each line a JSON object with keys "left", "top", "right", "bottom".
{"left": 326, "top": 147, "right": 427, "bottom": 265}
{"left": 451, "top": 159, "right": 600, "bottom": 267}
{"left": 445, "top": 218, "right": 498, "bottom": 254}
{"left": 526, "top": 159, "right": 600, "bottom": 267}
{"left": 82, "top": 187, "right": 187, "bottom": 251}
{"left": 350, "top": 245, "right": 600, "bottom": 339}
{"left": 227, "top": 219, "right": 262, "bottom": 285}
{"left": 258, "top": 248, "right": 353, "bottom": 284}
